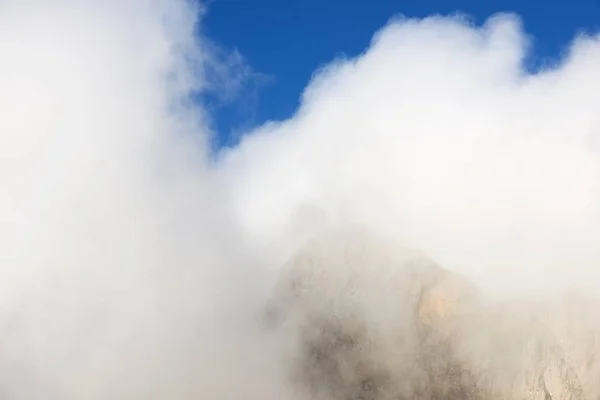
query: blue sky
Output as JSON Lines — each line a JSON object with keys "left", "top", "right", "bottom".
{"left": 201, "top": 0, "right": 600, "bottom": 148}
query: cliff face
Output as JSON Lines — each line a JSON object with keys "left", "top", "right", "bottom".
{"left": 264, "top": 227, "right": 600, "bottom": 400}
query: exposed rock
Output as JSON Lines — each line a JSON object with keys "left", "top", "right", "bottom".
{"left": 265, "top": 226, "right": 600, "bottom": 400}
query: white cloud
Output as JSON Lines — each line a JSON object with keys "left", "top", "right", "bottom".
{"left": 0, "top": 1, "right": 258, "bottom": 398}
{"left": 220, "top": 13, "right": 600, "bottom": 298}
{"left": 1, "top": 1, "right": 600, "bottom": 398}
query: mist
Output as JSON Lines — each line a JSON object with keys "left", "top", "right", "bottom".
{"left": 220, "top": 14, "right": 600, "bottom": 299}
{"left": 1, "top": 1, "right": 600, "bottom": 399}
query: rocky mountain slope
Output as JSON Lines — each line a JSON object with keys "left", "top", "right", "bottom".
{"left": 264, "top": 227, "right": 600, "bottom": 400}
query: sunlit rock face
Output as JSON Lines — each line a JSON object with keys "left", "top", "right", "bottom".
{"left": 265, "top": 226, "right": 600, "bottom": 400}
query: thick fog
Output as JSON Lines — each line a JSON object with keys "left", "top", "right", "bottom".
{"left": 1, "top": 1, "right": 600, "bottom": 398}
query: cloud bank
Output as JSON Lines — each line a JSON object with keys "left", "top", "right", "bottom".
{"left": 219, "top": 13, "right": 600, "bottom": 298}
{"left": 1, "top": 0, "right": 600, "bottom": 398}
